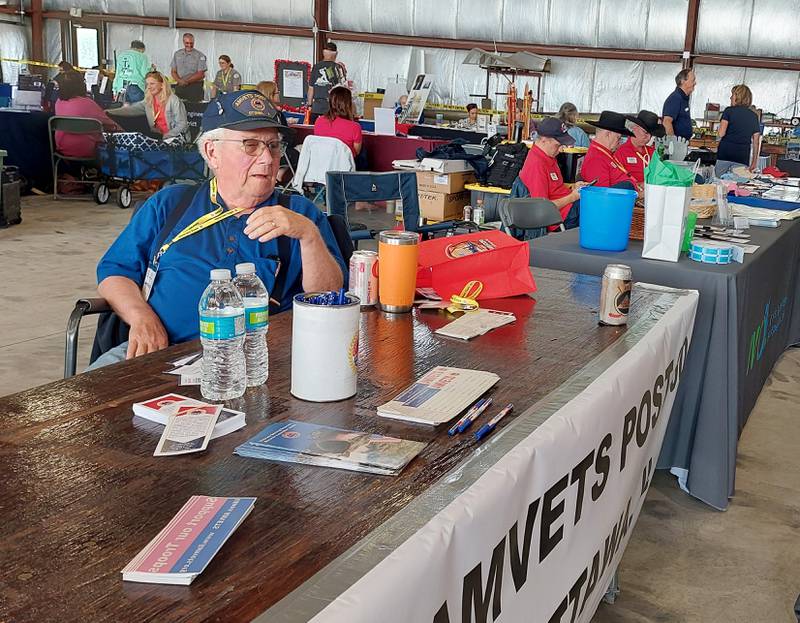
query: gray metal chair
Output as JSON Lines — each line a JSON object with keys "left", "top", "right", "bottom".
{"left": 64, "top": 297, "right": 111, "bottom": 378}
{"left": 48, "top": 116, "right": 103, "bottom": 200}
{"left": 498, "top": 197, "right": 564, "bottom": 240}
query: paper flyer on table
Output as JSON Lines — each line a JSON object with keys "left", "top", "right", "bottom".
{"left": 154, "top": 404, "right": 222, "bottom": 456}
{"left": 377, "top": 366, "right": 499, "bottom": 426}
{"left": 122, "top": 495, "right": 256, "bottom": 585}
{"left": 435, "top": 309, "right": 516, "bottom": 340}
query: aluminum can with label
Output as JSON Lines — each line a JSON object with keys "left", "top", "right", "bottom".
{"left": 348, "top": 250, "right": 379, "bottom": 307}
{"left": 463, "top": 204, "right": 472, "bottom": 222}
{"left": 599, "top": 264, "right": 632, "bottom": 325}
{"left": 472, "top": 205, "right": 485, "bottom": 225}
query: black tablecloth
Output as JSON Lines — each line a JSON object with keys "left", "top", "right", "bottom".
{"left": 530, "top": 221, "right": 800, "bottom": 509}
{"left": 0, "top": 109, "right": 52, "bottom": 193}
{"left": 407, "top": 125, "right": 485, "bottom": 143}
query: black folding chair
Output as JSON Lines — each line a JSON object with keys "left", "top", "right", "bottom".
{"left": 48, "top": 116, "right": 103, "bottom": 200}
{"left": 498, "top": 197, "right": 564, "bottom": 241}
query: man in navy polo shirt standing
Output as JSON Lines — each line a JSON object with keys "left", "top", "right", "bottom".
{"left": 91, "top": 90, "right": 345, "bottom": 368}
{"left": 662, "top": 68, "right": 696, "bottom": 140}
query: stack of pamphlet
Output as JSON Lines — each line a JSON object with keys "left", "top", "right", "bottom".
{"left": 234, "top": 420, "right": 426, "bottom": 476}
{"left": 122, "top": 495, "right": 255, "bottom": 585}
{"left": 164, "top": 353, "right": 203, "bottom": 386}
{"left": 133, "top": 393, "right": 246, "bottom": 440}
{"left": 377, "top": 366, "right": 500, "bottom": 425}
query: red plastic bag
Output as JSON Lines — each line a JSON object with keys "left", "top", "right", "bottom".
{"left": 416, "top": 230, "right": 537, "bottom": 300}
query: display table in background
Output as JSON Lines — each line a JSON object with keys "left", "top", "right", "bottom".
{"left": 291, "top": 124, "right": 447, "bottom": 172}
{"left": 0, "top": 109, "right": 52, "bottom": 192}
{"left": 1, "top": 269, "right": 697, "bottom": 623}
{"left": 530, "top": 222, "right": 800, "bottom": 509}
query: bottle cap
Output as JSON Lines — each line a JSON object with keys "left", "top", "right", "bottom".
{"left": 235, "top": 262, "right": 256, "bottom": 275}
{"left": 210, "top": 268, "right": 231, "bottom": 280}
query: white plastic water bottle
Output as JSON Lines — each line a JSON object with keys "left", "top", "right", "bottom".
{"left": 199, "top": 268, "right": 246, "bottom": 401}
{"left": 233, "top": 262, "right": 269, "bottom": 386}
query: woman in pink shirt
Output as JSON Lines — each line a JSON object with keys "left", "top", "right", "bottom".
{"left": 54, "top": 71, "right": 121, "bottom": 158}
{"left": 313, "top": 86, "right": 362, "bottom": 157}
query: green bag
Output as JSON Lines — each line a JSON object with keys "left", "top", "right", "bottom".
{"left": 644, "top": 151, "right": 695, "bottom": 187}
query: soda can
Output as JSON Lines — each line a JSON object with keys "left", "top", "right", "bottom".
{"left": 348, "top": 250, "right": 379, "bottom": 307}
{"left": 463, "top": 204, "right": 472, "bottom": 222}
{"left": 599, "top": 264, "right": 632, "bottom": 326}
{"left": 473, "top": 205, "right": 485, "bottom": 225}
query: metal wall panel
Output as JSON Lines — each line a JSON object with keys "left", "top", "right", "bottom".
{"left": 142, "top": 0, "right": 170, "bottom": 17}
{"left": 592, "top": 59, "right": 643, "bottom": 113}
{"left": 419, "top": 46, "right": 457, "bottom": 103}
{"left": 541, "top": 56, "right": 595, "bottom": 114}
{"left": 452, "top": 47, "right": 492, "bottom": 105}
{"left": 696, "top": 0, "right": 752, "bottom": 55}
{"left": 500, "top": 0, "right": 550, "bottom": 44}
{"left": 330, "top": 0, "right": 371, "bottom": 32}
{"left": 141, "top": 25, "right": 180, "bottom": 75}
{"left": 690, "top": 64, "right": 745, "bottom": 118}
{"left": 107, "top": 22, "right": 144, "bottom": 67}
{"left": 598, "top": 0, "right": 648, "bottom": 49}
{"left": 0, "top": 23, "right": 30, "bottom": 85}
{"left": 368, "top": 43, "right": 412, "bottom": 94}
{"left": 743, "top": 67, "right": 800, "bottom": 117}
{"left": 748, "top": 0, "right": 800, "bottom": 59}
{"left": 548, "top": 0, "right": 599, "bottom": 47}
{"left": 288, "top": 37, "right": 314, "bottom": 65}
{"left": 334, "top": 40, "right": 372, "bottom": 92}
{"left": 639, "top": 61, "right": 682, "bottom": 116}
{"left": 645, "top": 0, "right": 687, "bottom": 50}
{"left": 413, "top": 0, "right": 457, "bottom": 38}
{"left": 217, "top": 0, "right": 253, "bottom": 23}
{"left": 44, "top": 18, "right": 63, "bottom": 65}
{"left": 456, "top": 0, "right": 503, "bottom": 40}
{"left": 176, "top": 0, "right": 213, "bottom": 20}
{"left": 44, "top": 0, "right": 109, "bottom": 11}
{"left": 371, "top": 0, "right": 414, "bottom": 35}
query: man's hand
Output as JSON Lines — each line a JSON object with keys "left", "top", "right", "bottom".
{"left": 570, "top": 181, "right": 590, "bottom": 202}
{"left": 126, "top": 308, "right": 169, "bottom": 359}
{"left": 244, "top": 206, "right": 317, "bottom": 244}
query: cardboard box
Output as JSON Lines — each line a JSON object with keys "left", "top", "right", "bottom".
{"left": 416, "top": 170, "right": 476, "bottom": 194}
{"left": 418, "top": 190, "right": 471, "bottom": 221}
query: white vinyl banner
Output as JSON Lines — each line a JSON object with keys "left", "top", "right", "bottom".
{"left": 310, "top": 290, "right": 699, "bottom": 623}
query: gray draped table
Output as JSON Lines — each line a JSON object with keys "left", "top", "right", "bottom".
{"left": 529, "top": 220, "right": 800, "bottom": 509}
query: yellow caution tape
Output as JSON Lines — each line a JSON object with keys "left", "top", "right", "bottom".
{"left": 0, "top": 57, "right": 89, "bottom": 71}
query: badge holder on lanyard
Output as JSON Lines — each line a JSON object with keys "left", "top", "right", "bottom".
{"left": 142, "top": 178, "right": 245, "bottom": 301}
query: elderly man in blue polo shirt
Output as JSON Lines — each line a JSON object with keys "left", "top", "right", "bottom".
{"left": 92, "top": 90, "right": 345, "bottom": 367}
{"left": 662, "top": 68, "right": 696, "bottom": 140}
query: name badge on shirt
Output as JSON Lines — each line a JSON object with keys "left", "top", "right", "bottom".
{"left": 142, "top": 266, "right": 157, "bottom": 302}
{"left": 627, "top": 157, "right": 637, "bottom": 164}
{"left": 549, "top": 172, "right": 558, "bottom": 181}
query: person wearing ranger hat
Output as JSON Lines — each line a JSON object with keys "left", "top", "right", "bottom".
{"left": 615, "top": 110, "right": 666, "bottom": 186}
{"left": 91, "top": 89, "right": 345, "bottom": 369}
{"left": 519, "top": 117, "right": 591, "bottom": 229}
{"left": 580, "top": 111, "right": 638, "bottom": 190}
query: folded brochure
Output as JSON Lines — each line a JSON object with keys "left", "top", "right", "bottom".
{"left": 235, "top": 420, "right": 426, "bottom": 476}
{"left": 377, "top": 366, "right": 500, "bottom": 426}
{"left": 122, "top": 495, "right": 255, "bottom": 585}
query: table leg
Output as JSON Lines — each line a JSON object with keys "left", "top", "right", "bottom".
{"left": 602, "top": 569, "right": 621, "bottom": 605}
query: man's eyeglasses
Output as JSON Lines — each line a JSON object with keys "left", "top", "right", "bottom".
{"left": 211, "top": 138, "right": 286, "bottom": 158}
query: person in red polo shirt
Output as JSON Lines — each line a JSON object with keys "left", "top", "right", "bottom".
{"left": 519, "top": 117, "right": 589, "bottom": 229}
{"left": 582, "top": 111, "right": 638, "bottom": 190}
{"left": 615, "top": 110, "right": 665, "bottom": 186}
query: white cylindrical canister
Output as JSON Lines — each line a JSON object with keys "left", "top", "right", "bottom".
{"left": 290, "top": 292, "right": 361, "bottom": 402}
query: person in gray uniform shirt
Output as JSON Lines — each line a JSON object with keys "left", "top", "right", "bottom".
{"left": 170, "top": 33, "right": 207, "bottom": 102}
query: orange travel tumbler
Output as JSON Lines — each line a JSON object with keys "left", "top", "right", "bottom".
{"left": 378, "top": 230, "right": 419, "bottom": 313}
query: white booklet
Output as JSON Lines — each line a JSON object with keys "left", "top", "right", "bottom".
{"left": 133, "top": 393, "right": 246, "bottom": 439}
{"left": 435, "top": 309, "right": 516, "bottom": 340}
{"left": 377, "top": 366, "right": 499, "bottom": 426}
{"left": 154, "top": 404, "right": 221, "bottom": 456}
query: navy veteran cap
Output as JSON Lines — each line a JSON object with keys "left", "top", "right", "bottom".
{"left": 537, "top": 117, "right": 576, "bottom": 146}
{"left": 202, "top": 90, "right": 290, "bottom": 134}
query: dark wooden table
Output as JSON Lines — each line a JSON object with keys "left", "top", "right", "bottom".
{"left": 2, "top": 269, "right": 639, "bottom": 623}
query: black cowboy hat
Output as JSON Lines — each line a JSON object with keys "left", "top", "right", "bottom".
{"left": 625, "top": 109, "right": 666, "bottom": 138}
{"left": 587, "top": 111, "right": 634, "bottom": 137}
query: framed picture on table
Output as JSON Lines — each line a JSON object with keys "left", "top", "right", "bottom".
{"left": 274, "top": 60, "right": 311, "bottom": 109}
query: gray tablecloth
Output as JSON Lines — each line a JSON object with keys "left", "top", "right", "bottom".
{"left": 529, "top": 221, "right": 800, "bottom": 509}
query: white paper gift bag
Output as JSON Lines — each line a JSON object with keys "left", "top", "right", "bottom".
{"left": 641, "top": 183, "right": 691, "bottom": 262}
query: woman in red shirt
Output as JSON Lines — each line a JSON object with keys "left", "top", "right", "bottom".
{"left": 54, "top": 71, "right": 121, "bottom": 158}
{"left": 313, "top": 86, "right": 362, "bottom": 157}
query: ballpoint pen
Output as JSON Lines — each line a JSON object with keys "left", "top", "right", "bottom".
{"left": 456, "top": 397, "right": 493, "bottom": 434}
{"left": 448, "top": 398, "right": 485, "bottom": 436}
{"left": 474, "top": 404, "right": 514, "bottom": 441}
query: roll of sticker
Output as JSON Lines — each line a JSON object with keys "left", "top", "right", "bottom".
{"left": 689, "top": 240, "right": 733, "bottom": 265}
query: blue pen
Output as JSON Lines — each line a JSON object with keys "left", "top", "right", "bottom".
{"left": 457, "top": 397, "right": 493, "bottom": 433}
{"left": 448, "top": 398, "right": 485, "bottom": 436}
{"left": 474, "top": 404, "right": 514, "bottom": 441}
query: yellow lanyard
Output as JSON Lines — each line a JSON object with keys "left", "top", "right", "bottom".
{"left": 220, "top": 69, "right": 231, "bottom": 88}
{"left": 447, "top": 281, "right": 483, "bottom": 313}
{"left": 154, "top": 178, "right": 244, "bottom": 264}
{"left": 637, "top": 149, "right": 651, "bottom": 167}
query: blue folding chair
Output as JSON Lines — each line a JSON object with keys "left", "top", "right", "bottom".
{"left": 325, "top": 171, "right": 458, "bottom": 242}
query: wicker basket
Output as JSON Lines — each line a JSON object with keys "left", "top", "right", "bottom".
{"left": 689, "top": 200, "right": 717, "bottom": 219}
{"left": 691, "top": 184, "right": 717, "bottom": 199}
{"left": 629, "top": 204, "right": 645, "bottom": 240}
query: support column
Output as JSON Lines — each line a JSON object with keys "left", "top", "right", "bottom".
{"left": 313, "top": 0, "right": 329, "bottom": 63}
{"left": 30, "top": 0, "right": 45, "bottom": 74}
{"left": 683, "top": 0, "right": 701, "bottom": 69}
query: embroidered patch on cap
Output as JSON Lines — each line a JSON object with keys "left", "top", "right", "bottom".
{"left": 232, "top": 92, "right": 274, "bottom": 118}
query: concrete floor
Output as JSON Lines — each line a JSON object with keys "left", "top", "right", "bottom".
{"left": 1, "top": 195, "right": 798, "bottom": 622}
